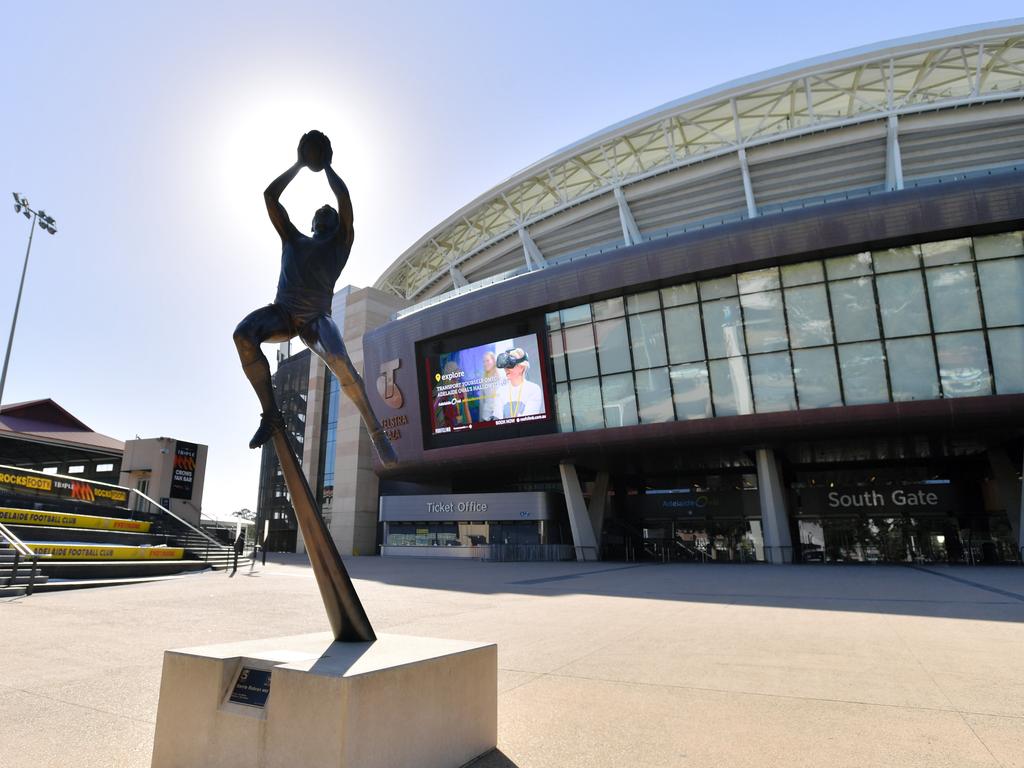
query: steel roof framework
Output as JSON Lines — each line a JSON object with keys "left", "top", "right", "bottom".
{"left": 375, "top": 23, "right": 1024, "bottom": 301}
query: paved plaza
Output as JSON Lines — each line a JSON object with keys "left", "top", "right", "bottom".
{"left": 1, "top": 556, "right": 1023, "bottom": 767}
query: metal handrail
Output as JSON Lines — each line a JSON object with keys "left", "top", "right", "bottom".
{"left": 130, "top": 489, "right": 224, "bottom": 550}
{"left": 0, "top": 521, "right": 45, "bottom": 595}
{"left": 0, "top": 520, "right": 38, "bottom": 558}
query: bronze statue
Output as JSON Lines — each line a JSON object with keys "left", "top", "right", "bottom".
{"left": 233, "top": 130, "right": 397, "bottom": 467}
{"left": 233, "top": 131, "right": 386, "bottom": 642}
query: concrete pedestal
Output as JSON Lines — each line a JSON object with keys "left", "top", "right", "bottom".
{"left": 151, "top": 632, "right": 497, "bottom": 768}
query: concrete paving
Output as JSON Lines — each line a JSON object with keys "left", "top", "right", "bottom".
{"left": 1, "top": 555, "right": 1022, "bottom": 768}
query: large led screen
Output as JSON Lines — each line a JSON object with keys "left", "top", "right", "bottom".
{"left": 424, "top": 333, "right": 552, "bottom": 437}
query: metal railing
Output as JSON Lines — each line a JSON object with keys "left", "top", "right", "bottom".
{"left": 485, "top": 544, "right": 594, "bottom": 562}
{"left": 129, "top": 489, "right": 225, "bottom": 563}
{"left": 0, "top": 521, "right": 45, "bottom": 595}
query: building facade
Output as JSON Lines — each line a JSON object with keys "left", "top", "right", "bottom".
{"left": 358, "top": 23, "right": 1024, "bottom": 565}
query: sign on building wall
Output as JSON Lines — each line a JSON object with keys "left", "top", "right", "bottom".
{"left": 169, "top": 441, "right": 198, "bottom": 500}
{"left": 793, "top": 484, "right": 965, "bottom": 517}
{"left": 0, "top": 465, "right": 129, "bottom": 508}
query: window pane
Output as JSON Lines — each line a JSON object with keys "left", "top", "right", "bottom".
{"left": 635, "top": 367, "right": 673, "bottom": 423}
{"left": 699, "top": 275, "right": 737, "bottom": 300}
{"left": 738, "top": 267, "right": 780, "bottom": 294}
{"left": 886, "top": 337, "right": 939, "bottom": 401}
{"left": 989, "top": 327, "right": 1024, "bottom": 394}
{"left": 709, "top": 358, "right": 753, "bottom": 416}
{"left": 670, "top": 363, "right": 712, "bottom": 420}
{"left": 601, "top": 373, "right": 638, "bottom": 428}
{"left": 569, "top": 378, "right": 604, "bottom": 431}
{"left": 838, "top": 342, "right": 888, "bottom": 405}
{"left": 740, "top": 290, "right": 788, "bottom": 353}
{"left": 792, "top": 348, "right": 842, "bottom": 408}
{"left": 829, "top": 277, "right": 879, "bottom": 343}
{"left": 661, "top": 283, "right": 698, "bottom": 307}
{"left": 629, "top": 312, "right": 668, "bottom": 369}
{"left": 702, "top": 298, "right": 746, "bottom": 358}
{"left": 592, "top": 296, "right": 625, "bottom": 320}
{"left": 564, "top": 324, "right": 598, "bottom": 379}
{"left": 545, "top": 311, "right": 561, "bottom": 331}
{"left": 555, "top": 382, "right": 573, "bottom": 431}
{"left": 627, "top": 290, "right": 660, "bottom": 314}
{"left": 549, "top": 331, "right": 567, "bottom": 382}
{"left": 936, "top": 332, "right": 991, "bottom": 398}
{"left": 926, "top": 266, "right": 981, "bottom": 332}
{"left": 785, "top": 284, "right": 833, "bottom": 348}
{"left": 595, "top": 318, "right": 631, "bottom": 374}
{"left": 977, "top": 258, "right": 1024, "bottom": 327}
{"left": 749, "top": 352, "right": 796, "bottom": 413}
{"left": 974, "top": 231, "right": 1024, "bottom": 260}
{"left": 922, "top": 238, "right": 973, "bottom": 266}
{"left": 876, "top": 272, "right": 930, "bottom": 338}
{"left": 560, "top": 304, "right": 592, "bottom": 327}
{"left": 825, "top": 252, "right": 872, "bottom": 279}
{"left": 781, "top": 261, "right": 825, "bottom": 287}
{"left": 873, "top": 246, "right": 920, "bottom": 273}
{"left": 664, "top": 305, "right": 705, "bottom": 364}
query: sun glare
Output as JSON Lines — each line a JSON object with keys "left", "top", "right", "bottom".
{"left": 209, "top": 82, "right": 386, "bottom": 247}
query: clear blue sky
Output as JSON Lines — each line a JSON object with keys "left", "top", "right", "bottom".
{"left": 1, "top": 2, "right": 1019, "bottom": 514}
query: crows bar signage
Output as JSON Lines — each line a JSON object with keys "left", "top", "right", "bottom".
{"left": 0, "top": 465, "right": 129, "bottom": 508}
{"left": 169, "top": 441, "right": 198, "bottom": 500}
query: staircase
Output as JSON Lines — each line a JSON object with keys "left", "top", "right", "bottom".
{"left": 0, "top": 465, "right": 251, "bottom": 594}
{"left": 0, "top": 525, "right": 46, "bottom": 596}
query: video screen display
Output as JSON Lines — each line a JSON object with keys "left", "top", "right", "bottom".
{"left": 424, "top": 333, "right": 551, "bottom": 436}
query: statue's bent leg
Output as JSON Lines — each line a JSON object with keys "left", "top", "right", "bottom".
{"left": 233, "top": 305, "right": 295, "bottom": 447}
{"left": 301, "top": 315, "right": 398, "bottom": 467}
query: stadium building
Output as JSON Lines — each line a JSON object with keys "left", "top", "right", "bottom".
{"left": 282, "top": 22, "right": 1024, "bottom": 565}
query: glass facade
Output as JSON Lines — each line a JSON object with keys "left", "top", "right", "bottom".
{"left": 546, "top": 232, "right": 1024, "bottom": 432}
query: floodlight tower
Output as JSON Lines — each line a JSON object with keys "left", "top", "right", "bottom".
{"left": 2, "top": 193, "right": 57, "bottom": 406}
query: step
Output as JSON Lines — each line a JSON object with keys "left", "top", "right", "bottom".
{"left": 5, "top": 524, "right": 170, "bottom": 547}
{"left": 38, "top": 560, "right": 211, "bottom": 579}
{"left": 30, "top": 574, "right": 187, "bottom": 592}
{"left": 0, "top": 586, "right": 26, "bottom": 597}
{"left": 0, "top": 573, "right": 49, "bottom": 586}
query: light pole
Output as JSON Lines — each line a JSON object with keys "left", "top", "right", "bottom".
{"left": 1, "top": 193, "right": 57, "bottom": 406}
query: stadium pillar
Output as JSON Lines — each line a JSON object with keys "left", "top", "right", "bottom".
{"left": 559, "top": 462, "right": 601, "bottom": 561}
{"left": 987, "top": 448, "right": 1023, "bottom": 551}
{"left": 755, "top": 448, "right": 793, "bottom": 564}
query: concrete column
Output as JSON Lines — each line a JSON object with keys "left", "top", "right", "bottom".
{"left": 559, "top": 462, "right": 600, "bottom": 561}
{"left": 588, "top": 470, "right": 610, "bottom": 542}
{"left": 988, "top": 448, "right": 1023, "bottom": 551}
{"left": 755, "top": 448, "right": 793, "bottom": 564}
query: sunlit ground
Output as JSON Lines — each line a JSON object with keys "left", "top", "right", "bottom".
{"left": 2, "top": 556, "right": 1022, "bottom": 768}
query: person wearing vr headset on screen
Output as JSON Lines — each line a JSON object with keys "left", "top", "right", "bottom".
{"left": 496, "top": 347, "right": 544, "bottom": 418}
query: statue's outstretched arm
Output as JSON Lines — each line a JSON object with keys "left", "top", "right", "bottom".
{"left": 264, "top": 159, "right": 303, "bottom": 241}
{"left": 324, "top": 163, "right": 355, "bottom": 246}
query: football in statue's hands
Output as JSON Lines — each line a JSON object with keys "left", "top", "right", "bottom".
{"left": 299, "top": 130, "right": 332, "bottom": 172}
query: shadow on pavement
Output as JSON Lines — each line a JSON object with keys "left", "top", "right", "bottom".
{"left": 467, "top": 748, "right": 520, "bottom": 767}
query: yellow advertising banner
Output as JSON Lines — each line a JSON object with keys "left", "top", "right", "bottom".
{"left": 27, "top": 544, "right": 184, "bottom": 561}
{"left": 0, "top": 507, "right": 151, "bottom": 532}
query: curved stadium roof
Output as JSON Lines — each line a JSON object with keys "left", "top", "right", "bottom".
{"left": 375, "top": 20, "right": 1024, "bottom": 312}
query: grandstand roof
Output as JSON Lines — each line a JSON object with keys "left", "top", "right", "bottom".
{"left": 0, "top": 399, "right": 124, "bottom": 455}
{"left": 375, "top": 19, "right": 1024, "bottom": 311}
